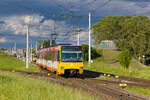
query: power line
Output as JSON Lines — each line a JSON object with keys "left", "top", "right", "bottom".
{"left": 71, "top": 0, "right": 98, "bottom": 10}
{"left": 50, "top": 0, "right": 69, "bottom": 11}
{"left": 90, "top": 0, "right": 112, "bottom": 13}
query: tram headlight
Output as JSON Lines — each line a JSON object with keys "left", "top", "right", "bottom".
{"left": 61, "top": 66, "right": 64, "bottom": 69}
{"left": 80, "top": 67, "right": 83, "bottom": 69}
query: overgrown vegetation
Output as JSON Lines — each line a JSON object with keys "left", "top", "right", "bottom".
{"left": 0, "top": 51, "right": 40, "bottom": 72}
{"left": 0, "top": 72, "right": 98, "bottom": 100}
{"left": 118, "top": 50, "right": 131, "bottom": 69}
{"left": 93, "top": 16, "right": 150, "bottom": 64}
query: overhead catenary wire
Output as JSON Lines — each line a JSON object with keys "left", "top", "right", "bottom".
{"left": 0, "top": 1, "right": 106, "bottom": 48}
{"left": 70, "top": 0, "right": 98, "bottom": 9}
{"left": 0, "top": 0, "right": 148, "bottom": 19}
{"left": 90, "top": 0, "right": 112, "bottom": 13}
{"left": 1, "top": 0, "right": 150, "bottom": 47}
{"left": 0, "top": 0, "right": 110, "bottom": 23}
{"left": 0, "top": 0, "right": 110, "bottom": 39}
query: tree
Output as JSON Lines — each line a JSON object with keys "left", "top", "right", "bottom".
{"left": 37, "top": 40, "right": 56, "bottom": 50}
{"left": 93, "top": 16, "right": 150, "bottom": 64}
{"left": 81, "top": 44, "right": 89, "bottom": 61}
{"left": 81, "top": 44, "right": 102, "bottom": 61}
{"left": 118, "top": 50, "right": 131, "bottom": 69}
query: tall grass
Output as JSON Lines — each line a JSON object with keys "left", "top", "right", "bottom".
{"left": 0, "top": 51, "right": 40, "bottom": 72}
{"left": 0, "top": 72, "right": 98, "bottom": 100}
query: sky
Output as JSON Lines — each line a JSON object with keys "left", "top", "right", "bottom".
{"left": 0, "top": 0, "right": 150, "bottom": 48}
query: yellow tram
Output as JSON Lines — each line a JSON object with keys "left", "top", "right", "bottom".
{"left": 36, "top": 45, "right": 84, "bottom": 76}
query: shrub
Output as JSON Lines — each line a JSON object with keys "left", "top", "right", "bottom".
{"left": 118, "top": 50, "right": 131, "bottom": 69}
{"left": 81, "top": 44, "right": 102, "bottom": 61}
{"left": 13, "top": 53, "right": 17, "bottom": 57}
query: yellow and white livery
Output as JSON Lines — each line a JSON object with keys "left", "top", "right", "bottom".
{"left": 36, "top": 45, "right": 84, "bottom": 76}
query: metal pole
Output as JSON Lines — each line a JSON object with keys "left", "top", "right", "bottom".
{"left": 14, "top": 40, "right": 16, "bottom": 53}
{"left": 49, "top": 40, "right": 51, "bottom": 47}
{"left": 14, "top": 40, "right": 16, "bottom": 51}
{"left": 31, "top": 41, "right": 32, "bottom": 62}
{"left": 77, "top": 33, "right": 80, "bottom": 45}
{"left": 36, "top": 41, "right": 37, "bottom": 54}
{"left": 42, "top": 40, "right": 44, "bottom": 48}
{"left": 88, "top": 12, "right": 91, "bottom": 63}
{"left": 26, "top": 25, "right": 29, "bottom": 69}
{"left": 77, "top": 28, "right": 80, "bottom": 45}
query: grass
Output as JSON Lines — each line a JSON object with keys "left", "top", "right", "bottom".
{"left": 0, "top": 50, "right": 40, "bottom": 72}
{"left": 85, "top": 58, "right": 150, "bottom": 79}
{"left": 0, "top": 72, "right": 98, "bottom": 100}
{"left": 85, "top": 50, "right": 150, "bottom": 97}
{"left": 126, "top": 87, "right": 150, "bottom": 98}
{"left": 85, "top": 50, "right": 150, "bottom": 79}
{"left": 0, "top": 49, "right": 149, "bottom": 99}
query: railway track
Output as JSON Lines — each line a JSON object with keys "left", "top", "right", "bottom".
{"left": 0, "top": 69, "right": 149, "bottom": 100}
{"left": 83, "top": 70, "right": 150, "bottom": 89}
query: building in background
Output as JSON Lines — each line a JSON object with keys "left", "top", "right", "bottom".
{"left": 16, "top": 48, "right": 26, "bottom": 58}
{"left": 99, "top": 40, "right": 117, "bottom": 50}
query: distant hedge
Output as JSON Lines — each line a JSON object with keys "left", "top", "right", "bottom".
{"left": 81, "top": 44, "right": 102, "bottom": 61}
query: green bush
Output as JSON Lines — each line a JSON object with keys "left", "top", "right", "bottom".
{"left": 81, "top": 44, "right": 89, "bottom": 61}
{"left": 81, "top": 44, "right": 102, "bottom": 61}
{"left": 118, "top": 50, "right": 131, "bottom": 69}
{"left": 13, "top": 53, "right": 17, "bottom": 57}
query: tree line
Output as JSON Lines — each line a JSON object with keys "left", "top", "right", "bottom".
{"left": 37, "top": 40, "right": 56, "bottom": 50}
{"left": 93, "top": 16, "right": 150, "bottom": 64}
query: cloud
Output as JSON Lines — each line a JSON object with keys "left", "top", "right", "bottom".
{"left": 0, "top": 14, "right": 71, "bottom": 37}
{"left": 96, "top": 0, "right": 150, "bottom": 16}
{"left": 1, "top": 0, "right": 150, "bottom": 47}
{"left": 1, "top": 0, "right": 150, "bottom": 17}
{"left": 0, "top": 37, "right": 7, "bottom": 43}
{"left": 68, "top": 29, "right": 89, "bottom": 42}
{"left": 0, "top": 14, "right": 43, "bottom": 35}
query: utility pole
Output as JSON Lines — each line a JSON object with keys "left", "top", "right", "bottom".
{"left": 31, "top": 41, "right": 32, "bottom": 62}
{"left": 77, "top": 33, "right": 80, "bottom": 45}
{"left": 26, "top": 25, "right": 29, "bottom": 69}
{"left": 36, "top": 41, "right": 37, "bottom": 54}
{"left": 50, "top": 40, "right": 52, "bottom": 46}
{"left": 88, "top": 12, "right": 91, "bottom": 63}
{"left": 42, "top": 40, "right": 44, "bottom": 48}
{"left": 14, "top": 40, "right": 16, "bottom": 53}
{"left": 77, "top": 28, "right": 80, "bottom": 45}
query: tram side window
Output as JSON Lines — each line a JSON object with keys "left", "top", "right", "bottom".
{"left": 43, "top": 51, "right": 45, "bottom": 59}
{"left": 40, "top": 51, "right": 43, "bottom": 59}
{"left": 54, "top": 51, "right": 58, "bottom": 61}
{"left": 51, "top": 51, "right": 54, "bottom": 61}
{"left": 57, "top": 51, "right": 60, "bottom": 61}
{"left": 41, "top": 51, "right": 43, "bottom": 59}
{"left": 44, "top": 50, "right": 59, "bottom": 61}
{"left": 45, "top": 51, "right": 48, "bottom": 60}
{"left": 47, "top": 51, "right": 51, "bottom": 60}
{"left": 38, "top": 53, "right": 40, "bottom": 59}
{"left": 37, "top": 53, "right": 39, "bottom": 58}
{"left": 39, "top": 52, "right": 42, "bottom": 59}
{"left": 46, "top": 50, "right": 51, "bottom": 60}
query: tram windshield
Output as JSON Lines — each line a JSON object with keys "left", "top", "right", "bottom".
{"left": 61, "top": 46, "right": 82, "bottom": 62}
